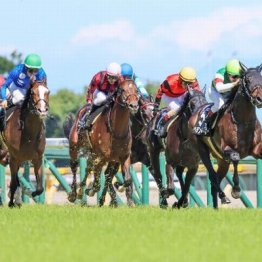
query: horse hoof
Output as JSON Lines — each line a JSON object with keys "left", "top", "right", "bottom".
{"left": 8, "top": 202, "right": 15, "bottom": 208}
{"left": 68, "top": 192, "right": 77, "bottom": 203}
{"left": 127, "top": 200, "right": 135, "bottom": 207}
{"left": 14, "top": 203, "right": 22, "bottom": 208}
{"left": 160, "top": 198, "right": 168, "bottom": 209}
{"left": 109, "top": 201, "right": 118, "bottom": 208}
{"left": 167, "top": 188, "right": 174, "bottom": 197}
{"left": 221, "top": 196, "right": 231, "bottom": 205}
{"left": 182, "top": 201, "right": 189, "bottom": 208}
{"left": 85, "top": 188, "right": 95, "bottom": 197}
{"left": 117, "top": 185, "right": 125, "bottom": 193}
{"left": 76, "top": 188, "right": 83, "bottom": 199}
{"left": 231, "top": 188, "right": 241, "bottom": 199}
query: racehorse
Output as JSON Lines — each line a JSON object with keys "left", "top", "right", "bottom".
{"left": 0, "top": 80, "right": 49, "bottom": 207}
{"left": 63, "top": 79, "right": 139, "bottom": 207}
{"left": 99, "top": 95, "right": 155, "bottom": 206}
{"left": 193, "top": 63, "right": 262, "bottom": 208}
{"left": 147, "top": 88, "right": 208, "bottom": 208}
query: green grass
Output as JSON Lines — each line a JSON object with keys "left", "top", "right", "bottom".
{"left": 0, "top": 206, "right": 261, "bottom": 262}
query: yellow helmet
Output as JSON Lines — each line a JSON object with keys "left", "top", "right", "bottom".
{"left": 179, "top": 67, "right": 197, "bottom": 82}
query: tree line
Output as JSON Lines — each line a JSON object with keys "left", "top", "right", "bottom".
{"left": 0, "top": 51, "right": 159, "bottom": 137}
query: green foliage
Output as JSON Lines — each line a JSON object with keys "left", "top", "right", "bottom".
{"left": 0, "top": 50, "right": 23, "bottom": 74}
{"left": 46, "top": 88, "right": 85, "bottom": 137}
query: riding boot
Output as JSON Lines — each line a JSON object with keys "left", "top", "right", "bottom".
{"left": 193, "top": 109, "right": 214, "bottom": 136}
{"left": 79, "top": 105, "right": 93, "bottom": 131}
{"left": 158, "top": 114, "right": 170, "bottom": 138}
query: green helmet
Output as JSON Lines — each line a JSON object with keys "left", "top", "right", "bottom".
{"left": 24, "top": 54, "right": 42, "bottom": 69}
{"left": 225, "top": 59, "right": 241, "bottom": 76}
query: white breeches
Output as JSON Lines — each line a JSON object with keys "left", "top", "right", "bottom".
{"left": 208, "top": 86, "right": 226, "bottom": 113}
{"left": 162, "top": 93, "right": 187, "bottom": 112}
{"left": 8, "top": 82, "right": 29, "bottom": 105}
{"left": 93, "top": 89, "right": 108, "bottom": 106}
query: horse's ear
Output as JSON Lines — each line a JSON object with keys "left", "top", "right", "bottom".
{"left": 187, "top": 85, "right": 194, "bottom": 96}
{"left": 258, "top": 64, "right": 262, "bottom": 73}
{"left": 239, "top": 61, "right": 248, "bottom": 73}
{"left": 202, "top": 84, "right": 207, "bottom": 95}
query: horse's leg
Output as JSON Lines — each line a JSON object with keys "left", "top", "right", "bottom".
{"left": 217, "top": 158, "right": 231, "bottom": 203}
{"left": 173, "top": 167, "right": 198, "bottom": 209}
{"left": 148, "top": 142, "right": 168, "bottom": 208}
{"left": 231, "top": 161, "right": 241, "bottom": 199}
{"left": 8, "top": 159, "right": 20, "bottom": 208}
{"left": 32, "top": 157, "right": 44, "bottom": 197}
{"left": 166, "top": 164, "right": 175, "bottom": 196}
{"left": 121, "top": 157, "right": 134, "bottom": 207}
{"left": 174, "top": 165, "right": 188, "bottom": 207}
{"left": 197, "top": 139, "right": 229, "bottom": 208}
{"left": 99, "top": 162, "right": 119, "bottom": 207}
{"left": 68, "top": 144, "right": 79, "bottom": 202}
{"left": 86, "top": 161, "right": 104, "bottom": 197}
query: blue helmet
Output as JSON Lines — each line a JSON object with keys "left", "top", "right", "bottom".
{"left": 121, "top": 63, "right": 133, "bottom": 78}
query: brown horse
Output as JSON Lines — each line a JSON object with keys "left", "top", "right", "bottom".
{"left": 99, "top": 95, "right": 155, "bottom": 206}
{"left": 0, "top": 80, "right": 49, "bottom": 207}
{"left": 63, "top": 79, "right": 139, "bottom": 206}
{"left": 192, "top": 63, "right": 262, "bottom": 208}
{"left": 147, "top": 88, "right": 208, "bottom": 208}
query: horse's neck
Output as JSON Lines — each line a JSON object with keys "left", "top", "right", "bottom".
{"left": 231, "top": 90, "right": 256, "bottom": 123}
{"left": 111, "top": 102, "right": 130, "bottom": 137}
{"left": 24, "top": 111, "right": 43, "bottom": 138}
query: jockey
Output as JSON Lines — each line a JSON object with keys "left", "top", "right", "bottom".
{"left": 80, "top": 62, "right": 122, "bottom": 129}
{"left": 192, "top": 59, "right": 241, "bottom": 136}
{"left": 0, "top": 53, "right": 46, "bottom": 109}
{"left": 121, "top": 63, "right": 149, "bottom": 98}
{"left": 69, "top": 62, "right": 122, "bottom": 145}
{"left": 154, "top": 66, "right": 200, "bottom": 137}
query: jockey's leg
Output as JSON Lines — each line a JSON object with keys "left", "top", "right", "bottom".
{"left": 158, "top": 109, "right": 178, "bottom": 138}
{"left": 83, "top": 90, "right": 107, "bottom": 130}
{"left": 193, "top": 88, "right": 223, "bottom": 136}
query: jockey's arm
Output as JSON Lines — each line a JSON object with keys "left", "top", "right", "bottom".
{"left": 0, "top": 67, "right": 17, "bottom": 104}
{"left": 215, "top": 81, "right": 236, "bottom": 93}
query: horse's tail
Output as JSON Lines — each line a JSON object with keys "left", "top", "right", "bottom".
{"left": 63, "top": 113, "right": 75, "bottom": 139}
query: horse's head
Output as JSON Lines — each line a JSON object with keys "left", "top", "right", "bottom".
{"left": 186, "top": 87, "right": 208, "bottom": 115}
{"left": 138, "top": 96, "right": 154, "bottom": 124}
{"left": 27, "top": 80, "right": 50, "bottom": 118}
{"left": 117, "top": 79, "right": 139, "bottom": 114}
{"left": 240, "top": 63, "right": 262, "bottom": 108}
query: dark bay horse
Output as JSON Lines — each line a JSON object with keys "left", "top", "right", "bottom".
{"left": 193, "top": 63, "right": 262, "bottom": 208}
{"left": 63, "top": 79, "right": 139, "bottom": 206}
{"left": 147, "top": 88, "right": 208, "bottom": 208}
{"left": 0, "top": 80, "right": 49, "bottom": 207}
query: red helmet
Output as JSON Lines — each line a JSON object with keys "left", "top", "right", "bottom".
{"left": 0, "top": 75, "right": 5, "bottom": 86}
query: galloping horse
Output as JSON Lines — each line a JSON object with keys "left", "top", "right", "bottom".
{"left": 0, "top": 80, "right": 49, "bottom": 207}
{"left": 147, "top": 88, "right": 208, "bottom": 208}
{"left": 193, "top": 63, "right": 262, "bottom": 208}
{"left": 99, "top": 95, "right": 155, "bottom": 206}
{"left": 63, "top": 79, "right": 139, "bottom": 206}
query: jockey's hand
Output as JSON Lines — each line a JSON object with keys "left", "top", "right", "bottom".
{"left": 1, "top": 100, "right": 7, "bottom": 109}
{"left": 233, "top": 79, "right": 240, "bottom": 87}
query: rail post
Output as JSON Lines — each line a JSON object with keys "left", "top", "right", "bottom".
{"left": 141, "top": 164, "right": 149, "bottom": 205}
{"left": 256, "top": 159, "right": 262, "bottom": 208}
